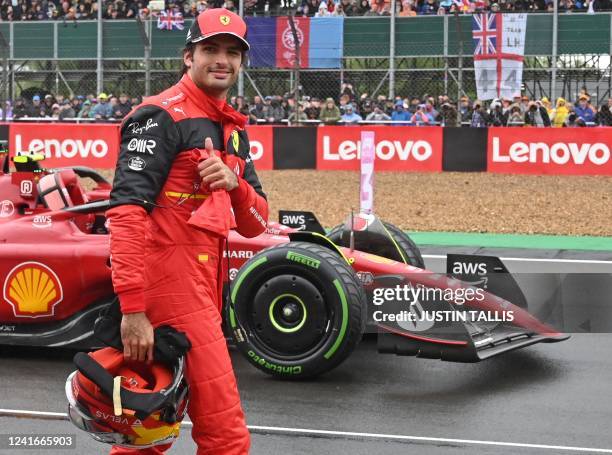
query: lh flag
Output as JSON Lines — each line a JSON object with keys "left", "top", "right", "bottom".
{"left": 472, "top": 13, "right": 526, "bottom": 100}
{"left": 245, "top": 17, "right": 343, "bottom": 68}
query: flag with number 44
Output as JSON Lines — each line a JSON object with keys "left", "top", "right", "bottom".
{"left": 472, "top": 13, "right": 526, "bottom": 100}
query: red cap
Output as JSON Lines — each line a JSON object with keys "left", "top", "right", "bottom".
{"left": 186, "top": 9, "right": 249, "bottom": 50}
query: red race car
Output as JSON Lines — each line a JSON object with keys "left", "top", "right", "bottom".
{"left": 0, "top": 152, "right": 568, "bottom": 378}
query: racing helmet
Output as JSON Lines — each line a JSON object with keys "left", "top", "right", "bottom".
{"left": 65, "top": 347, "right": 188, "bottom": 449}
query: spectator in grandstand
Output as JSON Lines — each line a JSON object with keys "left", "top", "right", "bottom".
{"left": 524, "top": 100, "right": 551, "bottom": 127}
{"left": 550, "top": 97, "right": 569, "bottom": 127}
{"left": 315, "top": 1, "right": 331, "bottom": 16}
{"left": 470, "top": 101, "right": 488, "bottom": 127}
{"left": 365, "top": 104, "right": 391, "bottom": 122}
{"left": 488, "top": 99, "right": 508, "bottom": 126}
{"left": 1, "top": 100, "right": 11, "bottom": 120}
{"left": 399, "top": 0, "right": 417, "bottom": 15}
{"left": 500, "top": 97, "right": 512, "bottom": 114}
{"left": 437, "top": 102, "right": 458, "bottom": 127}
{"left": 50, "top": 103, "right": 61, "bottom": 119}
{"left": 305, "top": 97, "right": 322, "bottom": 120}
{"left": 338, "top": 93, "right": 353, "bottom": 113}
{"left": 340, "top": 82, "right": 356, "bottom": 101}
{"left": 407, "top": 97, "right": 420, "bottom": 114}
{"left": 27, "top": 95, "right": 44, "bottom": 118}
{"left": 409, "top": 104, "right": 430, "bottom": 126}
{"left": 319, "top": 97, "right": 342, "bottom": 124}
{"left": 595, "top": 103, "right": 612, "bottom": 126}
{"left": 12, "top": 99, "right": 27, "bottom": 119}
{"left": 391, "top": 100, "right": 411, "bottom": 124}
{"left": 574, "top": 94, "right": 596, "bottom": 123}
{"left": 264, "top": 96, "right": 285, "bottom": 124}
{"left": 424, "top": 99, "right": 437, "bottom": 121}
{"left": 518, "top": 95, "right": 530, "bottom": 114}
{"left": 249, "top": 95, "right": 266, "bottom": 124}
{"left": 78, "top": 99, "right": 93, "bottom": 119}
{"left": 288, "top": 102, "right": 308, "bottom": 124}
{"left": 299, "top": 0, "right": 322, "bottom": 16}
{"left": 507, "top": 105, "right": 524, "bottom": 126}
{"left": 540, "top": 96, "right": 553, "bottom": 117}
{"left": 360, "top": 98, "right": 374, "bottom": 118}
{"left": 356, "top": 0, "right": 371, "bottom": 14}
{"left": 341, "top": 104, "right": 363, "bottom": 123}
{"left": 59, "top": 100, "right": 76, "bottom": 121}
{"left": 113, "top": 93, "right": 132, "bottom": 119}
{"left": 91, "top": 92, "right": 113, "bottom": 120}
{"left": 420, "top": 0, "right": 439, "bottom": 14}
{"left": 42, "top": 94, "right": 55, "bottom": 117}
{"left": 340, "top": 0, "right": 358, "bottom": 15}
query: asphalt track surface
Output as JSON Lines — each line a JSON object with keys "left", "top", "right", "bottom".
{"left": 0, "top": 247, "right": 611, "bottom": 455}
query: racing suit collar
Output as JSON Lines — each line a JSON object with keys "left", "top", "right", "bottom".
{"left": 178, "top": 74, "right": 246, "bottom": 129}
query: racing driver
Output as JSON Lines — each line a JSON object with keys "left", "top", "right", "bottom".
{"left": 106, "top": 8, "right": 268, "bottom": 454}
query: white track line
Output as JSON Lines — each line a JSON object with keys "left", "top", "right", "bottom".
{"left": 422, "top": 254, "right": 612, "bottom": 265}
{"left": 1, "top": 409, "right": 611, "bottom": 453}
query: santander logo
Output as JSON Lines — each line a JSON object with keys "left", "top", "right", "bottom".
{"left": 491, "top": 137, "right": 610, "bottom": 166}
{"left": 322, "top": 136, "right": 433, "bottom": 161}
{"left": 14, "top": 134, "right": 109, "bottom": 159}
{"left": 249, "top": 140, "right": 264, "bottom": 161}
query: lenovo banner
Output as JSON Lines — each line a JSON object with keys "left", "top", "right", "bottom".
{"left": 316, "top": 126, "right": 443, "bottom": 171}
{"left": 488, "top": 127, "right": 612, "bottom": 176}
{"left": 9, "top": 123, "right": 273, "bottom": 170}
{"left": 10, "top": 123, "right": 120, "bottom": 168}
{"left": 245, "top": 125, "right": 273, "bottom": 171}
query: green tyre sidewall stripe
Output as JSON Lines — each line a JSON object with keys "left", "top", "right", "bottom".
{"left": 230, "top": 256, "right": 268, "bottom": 328}
{"left": 323, "top": 279, "right": 348, "bottom": 360}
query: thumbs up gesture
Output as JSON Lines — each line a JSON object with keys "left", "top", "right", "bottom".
{"left": 197, "top": 137, "right": 238, "bottom": 191}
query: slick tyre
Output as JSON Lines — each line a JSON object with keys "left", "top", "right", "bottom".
{"left": 228, "top": 242, "right": 366, "bottom": 379}
{"left": 327, "top": 221, "right": 425, "bottom": 268}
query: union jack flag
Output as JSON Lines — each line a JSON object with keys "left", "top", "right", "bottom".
{"left": 472, "top": 13, "right": 497, "bottom": 56}
{"left": 157, "top": 10, "right": 184, "bottom": 31}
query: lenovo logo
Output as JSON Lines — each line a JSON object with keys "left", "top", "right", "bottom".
{"left": 492, "top": 137, "right": 610, "bottom": 166}
{"left": 322, "top": 136, "right": 433, "bottom": 161}
{"left": 14, "top": 134, "right": 109, "bottom": 159}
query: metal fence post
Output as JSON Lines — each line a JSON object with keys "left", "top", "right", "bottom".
{"left": 9, "top": 21, "right": 13, "bottom": 102}
{"left": 551, "top": 4, "right": 558, "bottom": 100}
{"left": 238, "top": 0, "right": 245, "bottom": 97}
{"left": 389, "top": 0, "right": 396, "bottom": 100}
{"left": 53, "top": 22, "right": 59, "bottom": 95}
{"left": 97, "top": 7, "right": 103, "bottom": 94}
{"left": 443, "top": 15, "right": 448, "bottom": 96}
{"left": 145, "top": 19, "right": 151, "bottom": 97}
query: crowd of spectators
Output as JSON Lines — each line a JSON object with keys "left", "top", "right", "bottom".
{"left": 0, "top": 0, "right": 610, "bottom": 22}
{"left": 5, "top": 86, "right": 610, "bottom": 127}
{"left": 6, "top": 92, "right": 139, "bottom": 121}
{"left": 234, "top": 84, "right": 611, "bottom": 127}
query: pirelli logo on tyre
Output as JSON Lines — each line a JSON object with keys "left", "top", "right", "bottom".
{"left": 286, "top": 251, "right": 320, "bottom": 269}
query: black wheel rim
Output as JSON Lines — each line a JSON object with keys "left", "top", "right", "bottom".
{"left": 246, "top": 273, "right": 334, "bottom": 360}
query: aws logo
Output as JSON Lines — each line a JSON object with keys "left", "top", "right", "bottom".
{"left": 3, "top": 262, "right": 63, "bottom": 318}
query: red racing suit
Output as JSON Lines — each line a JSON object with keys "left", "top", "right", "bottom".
{"left": 107, "top": 74, "right": 268, "bottom": 455}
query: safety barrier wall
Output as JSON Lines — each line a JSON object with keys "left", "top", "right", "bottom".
{"left": 2, "top": 123, "right": 611, "bottom": 176}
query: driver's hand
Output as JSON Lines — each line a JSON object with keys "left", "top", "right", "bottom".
{"left": 197, "top": 137, "right": 238, "bottom": 192}
{"left": 121, "top": 312, "right": 154, "bottom": 363}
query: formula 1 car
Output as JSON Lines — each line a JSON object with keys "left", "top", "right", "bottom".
{"left": 0, "top": 152, "right": 568, "bottom": 379}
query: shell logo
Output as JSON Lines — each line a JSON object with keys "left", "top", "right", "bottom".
{"left": 3, "top": 262, "right": 63, "bottom": 318}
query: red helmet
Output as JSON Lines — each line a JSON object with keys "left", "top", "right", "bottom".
{"left": 66, "top": 347, "right": 188, "bottom": 449}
